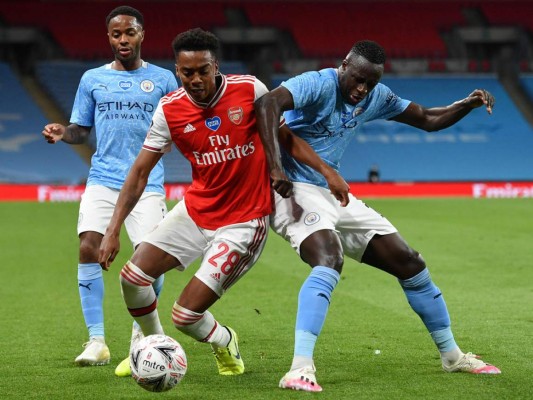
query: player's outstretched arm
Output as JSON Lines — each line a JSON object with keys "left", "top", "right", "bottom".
{"left": 392, "top": 89, "right": 495, "bottom": 132}
{"left": 99, "top": 149, "right": 163, "bottom": 270}
{"left": 42, "top": 123, "right": 91, "bottom": 144}
{"left": 278, "top": 125, "right": 350, "bottom": 207}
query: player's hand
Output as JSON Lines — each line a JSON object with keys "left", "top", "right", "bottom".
{"left": 324, "top": 168, "right": 350, "bottom": 207}
{"left": 465, "top": 89, "right": 495, "bottom": 114}
{"left": 42, "top": 123, "right": 65, "bottom": 144}
{"left": 99, "top": 233, "right": 121, "bottom": 271}
{"left": 271, "top": 168, "right": 293, "bottom": 198}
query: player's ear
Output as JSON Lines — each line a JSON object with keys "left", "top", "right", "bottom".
{"left": 214, "top": 60, "right": 219, "bottom": 74}
{"left": 139, "top": 29, "right": 145, "bottom": 43}
{"left": 341, "top": 59, "right": 348, "bottom": 71}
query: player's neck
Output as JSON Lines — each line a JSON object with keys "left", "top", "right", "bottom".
{"left": 112, "top": 58, "right": 143, "bottom": 71}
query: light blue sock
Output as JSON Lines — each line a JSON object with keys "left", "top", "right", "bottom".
{"left": 152, "top": 274, "right": 164, "bottom": 298}
{"left": 78, "top": 263, "right": 104, "bottom": 339}
{"left": 294, "top": 266, "right": 340, "bottom": 357}
{"left": 399, "top": 268, "right": 457, "bottom": 352}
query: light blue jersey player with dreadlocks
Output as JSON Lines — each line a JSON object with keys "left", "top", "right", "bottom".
{"left": 42, "top": 5, "right": 177, "bottom": 376}
{"left": 256, "top": 40, "right": 500, "bottom": 392}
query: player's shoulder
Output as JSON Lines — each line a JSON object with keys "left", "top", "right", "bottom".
{"left": 144, "top": 62, "right": 173, "bottom": 75}
{"left": 160, "top": 87, "right": 187, "bottom": 105}
{"left": 81, "top": 63, "right": 109, "bottom": 77}
{"left": 225, "top": 74, "right": 257, "bottom": 85}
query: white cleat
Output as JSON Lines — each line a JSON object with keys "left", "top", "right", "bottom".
{"left": 75, "top": 337, "right": 110, "bottom": 366}
{"left": 279, "top": 365, "right": 323, "bottom": 392}
{"left": 443, "top": 352, "right": 501, "bottom": 374}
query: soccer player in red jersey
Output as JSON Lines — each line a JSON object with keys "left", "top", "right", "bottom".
{"left": 98, "top": 28, "right": 335, "bottom": 376}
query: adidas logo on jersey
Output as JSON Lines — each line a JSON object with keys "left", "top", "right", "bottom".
{"left": 210, "top": 272, "right": 221, "bottom": 282}
{"left": 184, "top": 123, "right": 196, "bottom": 133}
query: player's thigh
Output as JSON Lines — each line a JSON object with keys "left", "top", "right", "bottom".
{"left": 195, "top": 216, "right": 269, "bottom": 298}
{"left": 125, "top": 191, "right": 167, "bottom": 248}
{"left": 77, "top": 185, "right": 118, "bottom": 236}
{"left": 337, "top": 195, "right": 397, "bottom": 262}
{"left": 142, "top": 200, "right": 206, "bottom": 270}
{"left": 271, "top": 182, "right": 337, "bottom": 255}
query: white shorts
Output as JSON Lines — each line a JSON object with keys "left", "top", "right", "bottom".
{"left": 143, "top": 200, "right": 269, "bottom": 297}
{"left": 271, "top": 182, "right": 397, "bottom": 262}
{"left": 78, "top": 185, "right": 167, "bottom": 247}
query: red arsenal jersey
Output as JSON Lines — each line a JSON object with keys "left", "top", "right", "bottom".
{"left": 143, "top": 74, "right": 272, "bottom": 229}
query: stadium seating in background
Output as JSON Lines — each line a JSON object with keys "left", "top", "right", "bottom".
{"left": 2, "top": 1, "right": 533, "bottom": 184}
{"left": 340, "top": 76, "right": 533, "bottom": 182}
{"left": 0, "top": 62, "right": 88, "bottom": 184}
{"left": 243, "top": 1, "right": 464, "bottom": 60}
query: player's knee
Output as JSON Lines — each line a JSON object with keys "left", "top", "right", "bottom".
{"left": 301, "top": 245, "right": 344, "bottom": 272}
{"left": 402, "top": 248, "right": 426, "bottom": 278}
{"left": 321, "top": 252, "right": 344, "bottom": 273}
{"left": 78, "top": 237, "right": 99, "bottom": 262}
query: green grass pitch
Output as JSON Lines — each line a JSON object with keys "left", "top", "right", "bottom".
{"left": 1, "top": 198, "right": 532, "bottom": 399}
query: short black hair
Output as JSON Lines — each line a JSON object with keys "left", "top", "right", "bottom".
{"left": 172, "top": 28, "right": 220, "bottom": 59}
{"left": 106, "top": 6, "right": 144, "bottom": 28}
{"left": 349, "top": 40, "right": 386, "bottom": 64}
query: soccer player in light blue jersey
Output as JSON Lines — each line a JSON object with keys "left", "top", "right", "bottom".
{"left": 42, "top": 6, "right": 177, "bottom": 375}
{"left": 256, "top": 40, "right": 500, "bottom": 392}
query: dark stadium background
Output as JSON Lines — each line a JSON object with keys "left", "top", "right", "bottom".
{"left": 1, "top": 0, "right": 532, "bottom": 199}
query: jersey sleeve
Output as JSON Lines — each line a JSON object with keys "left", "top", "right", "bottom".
{"left": 70, "top": 71, "right": 95, "bottom": 127}
{"left": 254, "top": 78, "right": 269, "bottom": 100}
{"left": 143, "top": 101, "right": 172, "bottom": 154}
{"left": 281, "top": 71, "right": 333, "bottom": 110}
{"left": 373, "top": 84, "right": 411, "bottom": 120}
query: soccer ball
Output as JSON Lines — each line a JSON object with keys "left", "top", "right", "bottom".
{"left": 130, "top": 334, "right": 187, "bottom": 392}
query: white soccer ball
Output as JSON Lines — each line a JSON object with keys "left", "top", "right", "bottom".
{"left": 130, "top": 334, "right": 187, "bottom": 392}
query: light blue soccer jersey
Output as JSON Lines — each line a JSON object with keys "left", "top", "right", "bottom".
{"left": 281, "top": 68, "right": 410, "bottom": 188}
{"left": 71, "top": 62, "right": 178, "bottom": 193}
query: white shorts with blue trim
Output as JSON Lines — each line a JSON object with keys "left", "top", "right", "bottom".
{"left": 271, "top": 182, "right": 397, "bottom": 262}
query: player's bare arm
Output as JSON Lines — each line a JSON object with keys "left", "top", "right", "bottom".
{"left": 392, "top": 89, "right": 495, "bottom": 132}
{"left": 99, "top": 149, "right": 163, "bottom": 270}
{"left": 278, "top": 125, "right": 350, "bottom": 207}
{"left": 255, "top": 87, "right": 297, "bottom": 199}
{"left": 42, "top": 123, "right": 91, "bottom": 144}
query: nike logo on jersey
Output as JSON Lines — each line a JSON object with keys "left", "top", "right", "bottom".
{"left": 184, "top": 123, "right": 196, "bottom": 133}
{"left": 79, "top": 283, "right": 92, "bottom": 291}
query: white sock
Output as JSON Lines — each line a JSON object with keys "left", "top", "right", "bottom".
{"left": 290, "top": 355, "right": 314, "bottom": 371}
{"left": 120, "top": 261, "right": 164, "bottom": 335}
{"left": 172, "top": 303, "right": 230, "bottom": 346}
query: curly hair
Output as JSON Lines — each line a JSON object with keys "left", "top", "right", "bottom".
{"left": 349, "top": 40, "right": 386, "bottom": 64}
{"left": 171, "top": 28, "right": 220, "bottom": 59}
{"left": 106, "top": 6, "right": 144, "bottom": 28}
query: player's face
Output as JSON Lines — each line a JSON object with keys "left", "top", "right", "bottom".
{"left": 338, "top": 55, "right": 383, "bottom": 106}
{"left": 107, "top": 15, "right": 144, "bottom": 66}
{"left": 176, "top": 50, "right": 219, "bottom": 104}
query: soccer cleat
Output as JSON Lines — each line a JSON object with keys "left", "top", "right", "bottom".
{"left": 114, "top": 357, "right": 131, "bottom": 377}
{"left": 115, "top": 326, "right": 144, "bottom": 377}
{"left": 75, "top": 337, "right": 110, "bottom": 366}
{"left": 279, "top": 365, "right": 323, "bottom": 392}
{"left": 211, "top": 326, "right": 244, "bottom": 375}
{"left": 442, "top": 352, "right": 501, "bottom": 374}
